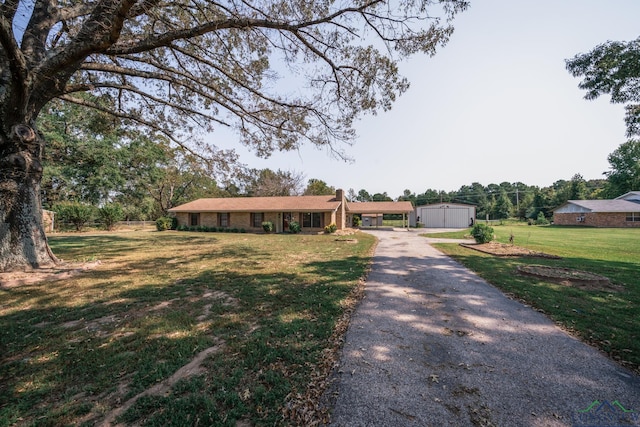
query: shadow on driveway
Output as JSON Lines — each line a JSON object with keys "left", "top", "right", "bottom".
{"left": 325, "top": 229, "right": 640, "bottom": 426}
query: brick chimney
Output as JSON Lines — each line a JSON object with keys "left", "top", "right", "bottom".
{"left": 336, "top": 189, "right": 345, "bottom": 230}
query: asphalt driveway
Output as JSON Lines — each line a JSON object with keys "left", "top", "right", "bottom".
{"left": 325, "top": 229, "right": 640, "bottom": 426}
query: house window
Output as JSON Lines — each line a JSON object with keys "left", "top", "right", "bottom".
{"left": 218, "top": 213, "right": 229, "bottom": 227}
{"left": 626, "top": 212, "right": 640, "bottom": 222}
{"left": 302, "top": 212, "right": 322, "bottom": 228}
{"left": 189, "top": 213, "right": 200, "bottom": 226}
{"left": 251, "top": 213, "right": 264, "bottom": 228}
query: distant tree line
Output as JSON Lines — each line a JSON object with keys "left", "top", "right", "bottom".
{"left": 390, "top": 174, "right": 608, "bottom": 221}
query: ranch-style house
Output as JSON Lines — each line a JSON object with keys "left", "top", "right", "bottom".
{"left": 168, "top": 189, "right": 414, "bottom": 233}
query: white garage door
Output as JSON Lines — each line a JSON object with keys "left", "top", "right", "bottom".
{"left": 419, "top": 207, "right": 471, "bottom": 228}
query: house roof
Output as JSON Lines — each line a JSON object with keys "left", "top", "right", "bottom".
{"left": 554, "top": 199, "right": 640, "bottom": 213}
{"left": 615, "top": 191, "right": 640, "bottom": 201}
{"left": 168, "top": 195, "right": 341, "bottom": 213}
{"left": 168, "top": 196, "right": 415, "bottom": 214}
{"left": 346, "top": 201, "right": 414, "bottom": 214}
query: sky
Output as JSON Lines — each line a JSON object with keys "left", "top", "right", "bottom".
{"left": 210, "top": 1, "right": 640, "bottom": 198}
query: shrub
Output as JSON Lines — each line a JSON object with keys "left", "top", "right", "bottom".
{"left": 471, "top": 223, "right": 494, "bottom": 244}
{"left": 54, "top": 201, "right": 96, "bottom": 231}
{"left": 535, "top": 211, "right": 550, "bottom": 225}
{"left": 324, "top": 223, "right": 338, "bottom": 234}
{"left": 262, "top": 221, "right": 273, "bottom": 233}
{"left": 156, "top": 216, "right": 174, "bottom": 231}
{"left": 240, "top": 228, "right": 246, "bottom": 233}
{"left": 352, "top": 216, "right": 362, "bottom": 227}
{"left": 231, "top": 228, "right": 239, "bottom": 233}
{"left": 98, "top": 203, "right": 124, "bottom": 231}
{"left": 289, "top": 221, "right": 301, "bottom": 234}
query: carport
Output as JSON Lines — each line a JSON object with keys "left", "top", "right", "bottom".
{"left": 347, "top": 201, "right": 414, "bottom": 228}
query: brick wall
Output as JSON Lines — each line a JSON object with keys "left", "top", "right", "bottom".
{"left": 554, "top": 212, "right": 640, "bottom": 227}
{"left": 335, "top": 189, "right": 345, "bottom": 230}
{"left": 174, "top": 211, "right": 329, "bottom": 232}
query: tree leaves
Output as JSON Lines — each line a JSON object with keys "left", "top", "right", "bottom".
{"left": 566, "top": 37, "right": 640, "bottom": 137}
{"left": 3, "top": 0, "right": 469, "bottom": 160}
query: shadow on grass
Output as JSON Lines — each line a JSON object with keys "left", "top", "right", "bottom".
{"left": 0, "top": 244, "right": 371, "bottom": 426}
{"left": 436, "top": 248, "right": 640, "bottom": 372}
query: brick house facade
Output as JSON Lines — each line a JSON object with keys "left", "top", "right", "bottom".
{"left": 553, "top": 191, "right": 640, "bottom": 228}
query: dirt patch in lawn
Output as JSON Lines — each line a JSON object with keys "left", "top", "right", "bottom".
{"left": 460, "top": 242, "right": 561, "bottom": 259}
{"left": 0, "top": 261, "right": 102, "bottom": 288}
{"left": 517, "top": 265, "right": 620, "bottom": 292}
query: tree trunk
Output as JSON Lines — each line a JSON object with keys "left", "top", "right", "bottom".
{"left": 0, "top": 123, "right": 58, "bottom": 272}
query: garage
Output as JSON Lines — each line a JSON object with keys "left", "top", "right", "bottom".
{"left": 416, "top": 203, "right": 476, "bottom": 228}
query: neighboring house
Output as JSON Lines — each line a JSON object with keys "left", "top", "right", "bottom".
{"left": 553, "top": 191, "right": 640, "bottom": 227}
{"left": 168, "top": 189, "right": 414, "bottom": 232}
{"left": 416, "top": 203, "right": 476, "bottom": 228}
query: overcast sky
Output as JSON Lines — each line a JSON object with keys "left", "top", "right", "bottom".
{"left": 211, "top": 1, "right": 640, "bottom": 198}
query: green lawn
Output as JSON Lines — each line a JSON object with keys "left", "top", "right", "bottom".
{"left": 0, "top": 231, "right": 376, "bottom": 426}
{"left": 425, "top": 224, "right": 640, "bottom": 373}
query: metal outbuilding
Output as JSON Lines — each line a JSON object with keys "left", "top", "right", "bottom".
{"left": 416, "top": 203, "right": 476, "bottom": 228}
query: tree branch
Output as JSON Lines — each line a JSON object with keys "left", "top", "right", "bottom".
{"left": 106, "top": 1, "right": 383, "bottom": 56}
{"left": 58, "top": 93, "right": 186, "bottom": 147}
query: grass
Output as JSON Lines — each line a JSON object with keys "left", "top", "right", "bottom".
{"left": 424, "top": 224, "right": 640, "bottom": 373}
{"left": 0, "top": 230, "right": 376, "bottom": 426}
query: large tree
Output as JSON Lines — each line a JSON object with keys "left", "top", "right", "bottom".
{"left": 0, "top": 0, "right": 467, "bottom": 271}
{"left": 566, "top": 37, "right": 640, "bottom": 137}
{"left": 604, "top": 139, "right": 640, "bottom": 197}
{"left": 243, "top": 168, "right": 304, "bottom": 197}
{"left": 303, "top": 178, "right": 335, "bottom": 196}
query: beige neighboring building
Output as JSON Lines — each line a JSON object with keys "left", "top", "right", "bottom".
{"left": 553, "top": 191, "right": 640, "bottom": 227}
{"left": 168, "top": 189, "right": 414, "bottom": 232}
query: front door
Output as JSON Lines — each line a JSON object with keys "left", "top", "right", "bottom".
{"left": 283, "top": 212, "right": 292, "bottom": 231}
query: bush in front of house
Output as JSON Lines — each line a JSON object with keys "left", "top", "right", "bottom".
{"left": 471, "top": 223, "right": 494, "bottom": 244}
{"left": 289, "top": 221, "right": 301, "bottom": 234}
{"left": 324, "top": 223, "right": 338, "bottom": 234}
{"left": 535, "top": 211, "right": 550, "bottom": 225}
{"left": 262, "top": 221, "right": 273, "bottom": 233}
{"left": 156, "top": 216, "right": 174, "bottom": 231}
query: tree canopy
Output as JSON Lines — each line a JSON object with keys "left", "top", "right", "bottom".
{"left": 303, "top": 178, "right": 335, "bottom": 196}
{"left": 3, "top": 0, "right": 468, "bottom": 158}
{"left": 566, "top": 37, "right": 640, "bottom": 137}
{"left": 604, "top": 139, "right": 640, "bottom": 197}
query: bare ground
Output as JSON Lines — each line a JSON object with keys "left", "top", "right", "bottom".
{"left": 0, "top": 261, "right": 103, "bottom": 288}
{"left": 460, "top": 241, "right": 561, "bottom": 258}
